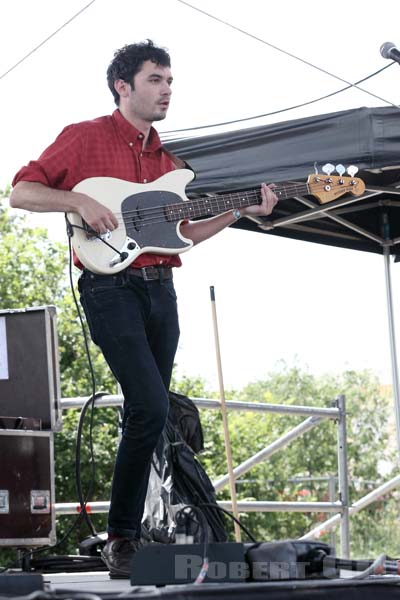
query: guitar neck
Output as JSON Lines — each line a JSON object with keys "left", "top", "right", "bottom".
{"left": 166, "top": 181, "right": 310, "bottom": 222}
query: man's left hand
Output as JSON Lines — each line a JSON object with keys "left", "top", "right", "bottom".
{"left": 242, "top": 183, "right": 278, "bottom": 216}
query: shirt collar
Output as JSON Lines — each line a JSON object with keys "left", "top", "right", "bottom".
{"left": 112, "top": 109, "right": 162, "bottom": 151}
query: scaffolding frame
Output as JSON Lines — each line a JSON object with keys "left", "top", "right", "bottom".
{"left": 59, "top": 392, "right": 360, "bottom": 556}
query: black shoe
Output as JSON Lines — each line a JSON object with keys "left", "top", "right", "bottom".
{"left": 101, "top": 538, "right": 142, "bottom": 578}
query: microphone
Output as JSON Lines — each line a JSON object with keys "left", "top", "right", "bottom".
{"left": 380, "top": 41, "right": 400, "bottom": 65}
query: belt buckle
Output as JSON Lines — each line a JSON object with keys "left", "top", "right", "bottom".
{"left": 141, "top": 267, "right": 152, "bottom": 281}
{"left": 141, "top": 267, "right": 160, "bottom": 281}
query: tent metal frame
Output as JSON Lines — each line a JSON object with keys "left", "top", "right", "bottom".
{"left": 247, "top": 183, "right": 400, "bottom": 453}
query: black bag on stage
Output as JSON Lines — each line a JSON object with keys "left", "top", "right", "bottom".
{"left": 246, "top": 539, "right": 337, "bottom": 580}
{"left": 142, "top": 391, "right": 227, "bottom": 543}
{"left": 168, "top": 391, "right": 204, "bottom": 454}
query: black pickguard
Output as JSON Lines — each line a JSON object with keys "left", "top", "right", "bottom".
{"left": 121, "top": 190, "right": 189, "bottom": 249}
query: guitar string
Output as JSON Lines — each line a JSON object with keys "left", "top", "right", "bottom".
{"left": 108, "top": 179, "right": 358, "bottom": 227}
{"left": 81, "top": 179, "right": 361, "bottom": 235}
{"left": 115, "top": 192, "right": 263, "bottom": 224}
{"left": 116, "top": 189, "right": 359, "bottom": 228}
{"left": 106, "top": 182, "right": 310, "bottom": 226}
{"left": 109, "top": 194, "right": 294, "bottom": 228}
{"left": 112, "top": 177, "right": 360, "bottom": 223}
{"left": 119, "top": 192, "right": 297, "bottom": 226}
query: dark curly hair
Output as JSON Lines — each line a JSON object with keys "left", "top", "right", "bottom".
{"left": 107, "top": 40, "right": 171, "bottom": 105}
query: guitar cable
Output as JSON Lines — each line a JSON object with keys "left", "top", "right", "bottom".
{"left": 66, "top": 231, "right": 105, "bottom": 538}
{"left": 64, "top": 214, "right": 129, "bottom": 265}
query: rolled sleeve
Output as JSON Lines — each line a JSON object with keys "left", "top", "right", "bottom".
{"left": 12, "top": 124, "right": 85, "bottom": 190}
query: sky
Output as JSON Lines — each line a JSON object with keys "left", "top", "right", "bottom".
{"left": 1, "top": 0, "right": 400, "bottom": 392}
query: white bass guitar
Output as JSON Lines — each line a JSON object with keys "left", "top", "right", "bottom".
{"left": 67, "top": 168, "right": 365, "bottom": 274}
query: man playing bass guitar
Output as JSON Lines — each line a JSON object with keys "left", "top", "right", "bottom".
{"left": 10, "top": 40, "right": 278, "bottom": 578}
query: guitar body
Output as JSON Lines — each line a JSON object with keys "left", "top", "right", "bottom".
{"left": 68, "top": 169, "right": 195, "bottom": 274}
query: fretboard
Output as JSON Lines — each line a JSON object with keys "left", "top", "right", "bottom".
{"left": 165, "top": 181, "right": 309, "bottom": 222}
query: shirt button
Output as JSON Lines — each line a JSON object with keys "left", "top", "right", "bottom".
{"left": 143, "top": 178, "right": 148, "bottom": 183}
{"left": 138, "top": 134, "right": 143, "bottom": 139}
{"left": 129, "top": 142, "right": 133, "bottom": 147}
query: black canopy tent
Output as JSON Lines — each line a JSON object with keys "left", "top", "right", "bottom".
{"left": 164, "top": 105, "right": 400, "bottom": 451}
{"left": 165, "top": 105, "right": 400, "bottom": 255}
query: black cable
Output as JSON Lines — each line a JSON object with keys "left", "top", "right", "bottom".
{"left": 323, "top": 555, "right": 400, "bottom": 575}
{"left": 161, "top": 63, "right": 394, "bottom": 136}
{"left": 175, "top": 506, "right": 202, "bottom": 543}
{"left": 65, "top": 217, "right": 128, "bottom": 262}
{"left": 67, "top": 231, "right": 97, "bottom": 393}
{"left": 29, "top": 554, "right": 106, "bottom": 573}
{"left": 200, "top": 502, "right": 258, "bottom": 542}
{"left": 174, "top": 504, "right": 210, "bottom": 584}
{"left": 74, "top": 392, "right": 109, "bottom": 536}
{"left": 67, "top": 234, "right": 100, "bottom": 538}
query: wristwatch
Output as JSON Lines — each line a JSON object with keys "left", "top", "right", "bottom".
{"left": 232, "top": 208, "right": 242, "bottom": 220}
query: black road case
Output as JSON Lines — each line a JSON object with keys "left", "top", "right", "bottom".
{"left": 0, "top": 430, "right": 56, "bottom": 546}
{"left": 0, "top": 306, "right": 61, "bottom": 431}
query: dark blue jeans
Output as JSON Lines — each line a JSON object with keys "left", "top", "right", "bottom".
{"left": 78, "top": 269, "right": 180, "bottom": 539}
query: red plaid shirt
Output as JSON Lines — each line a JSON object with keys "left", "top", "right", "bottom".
{"left": 12, "top": 109, "right": 182, "bottom": 268}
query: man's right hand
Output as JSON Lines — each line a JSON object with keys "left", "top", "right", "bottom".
{"left": 76, "top": 193, "right": 119, "bottom": 234}
{"left": 10, "top": 182, "right": 118, "bottom": 236}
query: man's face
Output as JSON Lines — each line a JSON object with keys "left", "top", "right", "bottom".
{"left": 125, "top": 59, "right": 173, "bottom": 123}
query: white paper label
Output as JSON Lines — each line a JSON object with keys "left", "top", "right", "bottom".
{"left": 0, "top": 317, "right": 9, "bottom": 379}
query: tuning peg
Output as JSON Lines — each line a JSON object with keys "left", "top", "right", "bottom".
{"left": 322, "top": 163, "right": 335, "bottom": 176}
{"left": 335, "top": 164, "right": 346, "bottom": 176}
{"left": 347, "top": 165, "right": 359, "bottom": 177}
{"left": 314, "top": 161, "right": 319, "bottom": 175}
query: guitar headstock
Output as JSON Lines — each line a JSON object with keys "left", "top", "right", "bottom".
{"left": 307, "top": 164, "right": 365, "bottom": 204}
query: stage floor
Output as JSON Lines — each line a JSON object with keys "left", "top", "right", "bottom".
{"left": 42, "top": 571, "right": 400, "bottom": 599}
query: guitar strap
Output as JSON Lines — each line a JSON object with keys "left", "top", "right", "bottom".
{"left": 162, "top": 146, "right": 195, "bottom": 177}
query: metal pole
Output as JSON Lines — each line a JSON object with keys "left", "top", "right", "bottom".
{"left": 328, "top": 474, "right": 337, "bottom": 549}
{"left": 54, "top": 499, "right": 341, "bottom": 515}
{"left": 300, "top": 473, "right": 400, "bottom": 539}
{"left": 61, "top": 395, "right": 340, "bottom": 418}
{"left": 209, "top": 285, "right": 241, "bottom": 542}
{"left": 383, "top": 247, "right": 400, "bottom": 456}
{"left": 213, "top": 416, "right": 323, "bottom": 491}
{"left": 336, "top": 395, "right": 350, "bottom": 558}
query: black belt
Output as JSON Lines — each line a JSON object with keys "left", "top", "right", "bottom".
{"left": 129, "top": 266, "right": 173, "bottom": 281}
